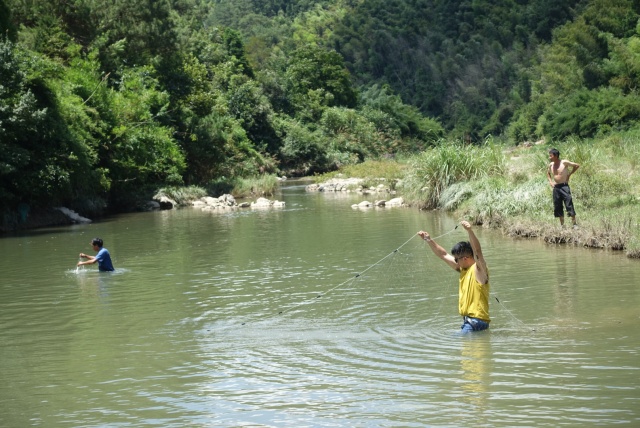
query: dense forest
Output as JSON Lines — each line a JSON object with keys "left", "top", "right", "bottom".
{"left": 2, "top": 0, "right": 640, "bottom": 227}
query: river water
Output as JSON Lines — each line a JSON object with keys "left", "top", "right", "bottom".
{"left": 1, "top": 180, "right": 638, "bottom": 427}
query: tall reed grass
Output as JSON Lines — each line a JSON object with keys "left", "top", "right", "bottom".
{"left": 401, "top": 140, "right": 506, "bottom": 208}
{"left": 229, "top": 175, "right": 280, "bottom": 198}
{"left": 154, "top": 186, "right": 208, "bottom": 205}
{"left": 458, "top": 178, "right": 549, "bottom": 226}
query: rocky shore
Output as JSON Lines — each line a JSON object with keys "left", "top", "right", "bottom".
{"left": 1, "top": 194, "right": 286, "bottom": 233}
{"left": 305, "top": 177, "right": 406, "bottom": 209}
{"left": 191, "top": 195, "right": 285, "bottom": 211}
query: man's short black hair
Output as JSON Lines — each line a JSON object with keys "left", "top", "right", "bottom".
{"left": 91, "top": 238, "right": 104, "bottom": 248}
{"left": 549, "top": 148, "right": 560, "bottom": 157}
{"left": 451, "top": 241, "right": 473, "bottom": 258}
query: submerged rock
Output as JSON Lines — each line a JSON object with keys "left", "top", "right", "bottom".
{"left": 306, "top": 178, "right": 364, "bottom": 192}
{"left": 251, "top": 197, "right": 285, "bottom": 209}
{"left": 352, "top": 200, "right": 372, "bottom": 209}
{"left": 192, "top": 194, "right": 284, "bottom": 211}
{"left": 194, "top": 194, "right": 239, "bottom": 211}
{"left": 386, "top": 197, "right": 405, "bottom": 207}
{"left": 352, "top": 197, "right": 405, "bottom": 209}
{"left": 156, "top": 195, "right": 177, "bottom": 210}
{"left": 307, "top": 177, "right": 399, "bottom": 196}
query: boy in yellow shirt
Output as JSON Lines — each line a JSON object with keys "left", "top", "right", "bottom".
{"left": 418, "top": 221, "right": 490, "bottom": 333}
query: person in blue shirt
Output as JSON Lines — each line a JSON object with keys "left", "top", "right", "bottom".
{"left": 78, "top": 238, "right": 115, "bottom": 271}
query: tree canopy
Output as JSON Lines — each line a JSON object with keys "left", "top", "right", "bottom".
{"left": 2, "top": 0, "right": 640, "bottom": 225}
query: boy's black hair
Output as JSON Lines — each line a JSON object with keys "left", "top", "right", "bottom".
{"left": 451, "top": 241, "right": 473, "bottom": 258}
{"left": 549, "top": 148, "right": 560, "bottom": 157}
{"left": 91, "top": 238, "right": 104, "bottom": 248}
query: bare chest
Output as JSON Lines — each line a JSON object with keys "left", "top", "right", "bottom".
{"left": 551, "top": 162, "right": 567, "bottom": 177}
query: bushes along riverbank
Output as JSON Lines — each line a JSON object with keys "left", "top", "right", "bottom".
{"left": 319, "top": 136, "right": 640, "bottom": 258}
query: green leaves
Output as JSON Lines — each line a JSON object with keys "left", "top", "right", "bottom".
{"left": 0, "top": 39, "right": 63, "bottom": 209}
{"left": 541, "top": 87, "right": 640, "bottom": 139}
{"left": 360, "top": 84, "right": 444, "bottom": 144}
{"left": 285, "top": 45, "right": 357, "bottom": 116}
{"left": 0, "top": 0, "right": 16, "bottom": 40}
{"left": 510, "top": 0, "right": 640, "bottom": 142}
{"left": 107, "top": 66, "right": 185, "bottom": 197}
{"left": 6, "top": 0, "right": 640, "bottom": 222}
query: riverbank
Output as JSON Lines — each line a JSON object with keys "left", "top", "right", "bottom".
{"left": 315, "top": 139, "right": 640, "bottom": 258}
{"left": 5, "top": 139, "right": 638, "bottom": 259}
{"left": 0, "top": 208, "right": 79, "bottom": 233}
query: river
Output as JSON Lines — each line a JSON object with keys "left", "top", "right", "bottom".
{"left": 1, "top": 180, "right": 638, "bottom": 427}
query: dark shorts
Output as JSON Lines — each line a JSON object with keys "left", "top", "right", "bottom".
{"left": 553, "top": 183, "right": 576, "bottom": 218}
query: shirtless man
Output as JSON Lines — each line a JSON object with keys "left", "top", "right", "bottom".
{"left": 547, "top": 148, "right": 580, "bottom": 227}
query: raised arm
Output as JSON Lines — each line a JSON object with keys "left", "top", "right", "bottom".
{"left": 461, "top": 221, "right": 489, "bottom": 284}
{"left": 417, "top": 230, "right": 459, "bottom": 271}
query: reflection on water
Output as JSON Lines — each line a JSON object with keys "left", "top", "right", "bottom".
{"left": 551, "top": 247, "right": 577, "bottom": 328}
{"left": 460, "top": 334, "right": 491, "bottom": 411}
{"left": 0, "top": 181, "right": 639, "bottom": 426}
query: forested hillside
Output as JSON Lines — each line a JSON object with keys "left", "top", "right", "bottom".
{"left": 2, "top": 0, "right": 640, "bottom": 228}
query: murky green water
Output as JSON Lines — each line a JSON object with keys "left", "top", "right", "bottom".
{"left": 1, "top": 180, "right": 639, "bottom": 427}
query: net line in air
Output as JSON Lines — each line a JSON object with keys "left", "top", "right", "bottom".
{"left": 240, "top": 226, "right": 461, "bottom": 326}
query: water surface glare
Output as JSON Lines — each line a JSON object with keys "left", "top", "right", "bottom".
{"left": 1, "top": 181, "right": 639, "bottom": 427}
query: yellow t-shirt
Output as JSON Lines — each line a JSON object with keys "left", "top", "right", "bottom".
{"left": 458, "top": 264, "right": 490, "bottom": 322}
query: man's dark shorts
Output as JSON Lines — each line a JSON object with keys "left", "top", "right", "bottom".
{"left": 553, "top": 183, "right": 576, "bottom": 217}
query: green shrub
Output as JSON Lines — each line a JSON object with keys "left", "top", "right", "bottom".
{"left": 276, "top": 117, "right": 331, "bottom": 175}
{"left": 231, "top": 175, "right": 279, "bottom": 197}
{"left": 461, "top": 178, "right": 549, "bottom": 225}
{"left": 541, "top": 88, "right": 640, "bottom": 140}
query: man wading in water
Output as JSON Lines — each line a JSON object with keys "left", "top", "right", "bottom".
{"left": 78, "top": 238, "right": 115, "bottom": 272}
{"left": 547, "top": 148, "right": 580, "bottom": 228}
{"left": 418, "top": 221, "right": 490, "bottom": 333}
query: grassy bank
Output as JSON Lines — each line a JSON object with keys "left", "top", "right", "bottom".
{"left": 320, "top": 135, "right": 640, "bottom": 258}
